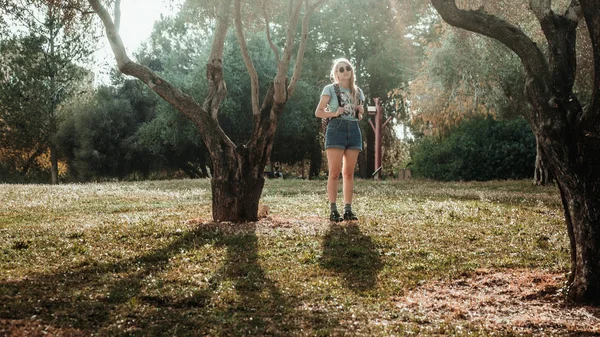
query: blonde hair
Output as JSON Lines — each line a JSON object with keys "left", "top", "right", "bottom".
{"left": 330, "top": 58, "right": 359, "bottom": 106}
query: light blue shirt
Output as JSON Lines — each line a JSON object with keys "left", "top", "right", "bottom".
{"left": 321, "top": 84, "right": 364, "bottom": 121}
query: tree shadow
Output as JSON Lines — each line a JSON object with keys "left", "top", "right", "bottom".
{"left": 319, "top": 222, "right": 384, "bottom": 292}
{"left": 0, "top": 223, "right": 337, "bottom": 335}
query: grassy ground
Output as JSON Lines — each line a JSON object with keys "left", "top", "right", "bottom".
{"left": 0, "top": 179, "right": 594, "bottom": 336}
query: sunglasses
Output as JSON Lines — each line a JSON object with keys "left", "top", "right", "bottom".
{"left": 338, "top": 65, "right": 352, "bottom": 73}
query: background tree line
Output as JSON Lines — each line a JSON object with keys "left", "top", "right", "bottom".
{"left": 1, "top": 0, "right": 555, "bottom": 184}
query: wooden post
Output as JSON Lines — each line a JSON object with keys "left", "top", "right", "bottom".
{"left": 368, "top": 98, "right": 394, "bottom": 180}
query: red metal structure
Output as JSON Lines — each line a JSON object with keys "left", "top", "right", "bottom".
{"left": 368, "top": 98, "right": 393, "bottom": 180}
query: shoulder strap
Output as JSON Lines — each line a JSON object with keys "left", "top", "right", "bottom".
{"left": 359, "top": 87, "right": 364, "bottom": 102}
{"left": 334, "top": 84, "right": 344, "bottom": 107}
{"left": 355, "top": 87, "right": 363, "bottom": 119}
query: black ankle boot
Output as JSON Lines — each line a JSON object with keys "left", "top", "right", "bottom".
{"left": 343, "top": 210, "right": 358, "bottom": 221}
{"left": 329, "top": 210, "right": 343, "bottom": 222}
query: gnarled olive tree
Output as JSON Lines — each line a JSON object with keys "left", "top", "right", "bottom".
{"left": 431, "top": 0, "right": 600, "bottom": 304}
{"left": 88, "top": 0, "right": 323, "bottom": 222}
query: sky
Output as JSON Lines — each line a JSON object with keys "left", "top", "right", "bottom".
{"left": 93, "top": 0, "right": 180, "bottom": 85}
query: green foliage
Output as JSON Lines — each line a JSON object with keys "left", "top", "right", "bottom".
{"left": 408, "top": 27, "right": 529, "bottom": 139}
{"left": 136, "top": 16, "right": 324, "bottom": 168}
{"left": 430, "top": 30, "right": 526, "bottom": 119}
{"left": 220, "top": 32, "right": 278, "bottom": 144}
{"left": 411, "top": 116, "right": 536, "bottom": 181}
{"left": 0, "top": 4, "right": 96, "bottom": 182}
{"left": 56, "top": 82, "right": 157, "bottom": 181}
{"left": 272, "top": 81, "right": 321, "bottom": 165}
{"left": 0, "top": 36, "right": 52, "bottom": 151}
{"left": 58, "top": 82, "right": 212, "bottom": 181}
{"left": 132, "top": 17, "right": 213, "bottom": 178}
{"left": 134, "top": 100, "right": 211, "bottom": 179}
{"left": 305, "top": 1, "right": 415, "bottom": 93}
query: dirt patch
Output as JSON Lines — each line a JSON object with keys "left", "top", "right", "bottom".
{"left": 182, "top": 217, "right": 330, "bottom": 238}
{"left": 259, "top": 216, "right": 328, "bottom": 231}
{"left": 0, "top": 319, "right": 87, "bottom": 337}
{"left": 394, "top": 269, "right": 600, "bottom": 335}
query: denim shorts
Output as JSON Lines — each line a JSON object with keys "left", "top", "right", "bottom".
{"left": 325, "top": 118, "right": 363, "bottom": 151}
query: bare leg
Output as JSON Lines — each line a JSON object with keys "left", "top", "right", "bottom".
{"left": 342, "top": 149, "right": 360, "bottom": 204}
{"left": 326, "top": 148, "right": 345, "bottom": 203}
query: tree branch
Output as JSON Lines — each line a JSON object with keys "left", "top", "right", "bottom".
{"left": 529, "top": 0, "right": 551, "bottom": 21}
{"left": 114, "top": 0, "right": 121, "bottom": 33}
{"left": 532, "top": 1, "right": 580, "bottom": 98}
{"left": 565, "top": 0, "right": 583, "bottom": 22}
{"left": 87, "top": 0, "right": 130, "bottom": 67}
{"left": 234, "top": 0, "right": 260, "bottom": 117}
{"left": 87, "top": 0, "right": 229, "bottom": 152}
{"left": 288, "top": 0, "right": 324, "bottom": 97}
{"left": 430, "top": 0, "right": 552, "bottom": 98}
{"left": 274, "top": 0, "right": 303, "bottom": 104}
{"left": 309, "top": 0, "right": 326, "bottom": 12}
{"left": 262, "top": 5, "right": 280, "bottom": 63}
{"left": 578, "top": 0, "right": 600, "bottom": 127}
{"left": 62, "top": 4, "right": 95, "bottom": 16}
{"left": 203, "top": 0, "right": 232, "bottom": 120}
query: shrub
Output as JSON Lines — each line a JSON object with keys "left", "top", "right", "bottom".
{"left": 410, "top": 116, "right": 535, "bottom": 181}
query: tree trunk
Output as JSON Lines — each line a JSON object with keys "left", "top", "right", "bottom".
{"left": 20, "top": 146, "right": 45, "bottom": 177}
{"left": 533, "top": 136, "right": 552, "bottom": 185}
{"left": 358, "top": 150, "right": 368, "bottom": 179}
{"left": 179, "top": 163, "right": 202, "bottom": 179}
{"left": 309, "top": 142, "right": 321, "bottom": 179}
{"left": 208, "top": 83, "right": 281, "bottom": 222}
{"left": 556, "top": 173, "right": 600, "bottom": 303}
{"left": 201, "top": 164, "right": 211, "bottom": 178}
{"left": 89, "top": 0, "right": 321, "bottom": 222}
{"left": 50, "top": 144, "right": 58, "bottom": 184}
{"left": 211, "top": 152, "right": 265, "bottom": 222}
{"left": 366, "top": 125, "right": 375, "bottom": 177}
{"left": 430, "top": 0, "right": 600, "bottom": 304}
{"left": 521, "top": 14, "right": 600, "bottom": 303}
{"left": 525, "top": 2, "right": 600, "bottom": 303}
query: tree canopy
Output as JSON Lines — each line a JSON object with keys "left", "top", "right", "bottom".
{"left": 0, "top": 0, "right": 97, "bottom": 183}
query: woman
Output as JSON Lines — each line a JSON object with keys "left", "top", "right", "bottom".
{"left": 315, "top": 58, "right": 364, "bottom": 222}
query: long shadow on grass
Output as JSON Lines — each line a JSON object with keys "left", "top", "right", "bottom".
{"left": 320, "top": 222, "right": 383, "bottom": 292}
{"left": 0, "top": 223, "right": 337, "bottom": 335}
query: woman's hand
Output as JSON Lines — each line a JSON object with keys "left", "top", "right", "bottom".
{"left": 336, "top": 107, "right": 344, "bottom": 117}
{"left": 357, "top": 105, "right": 364, "bottom": 121}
